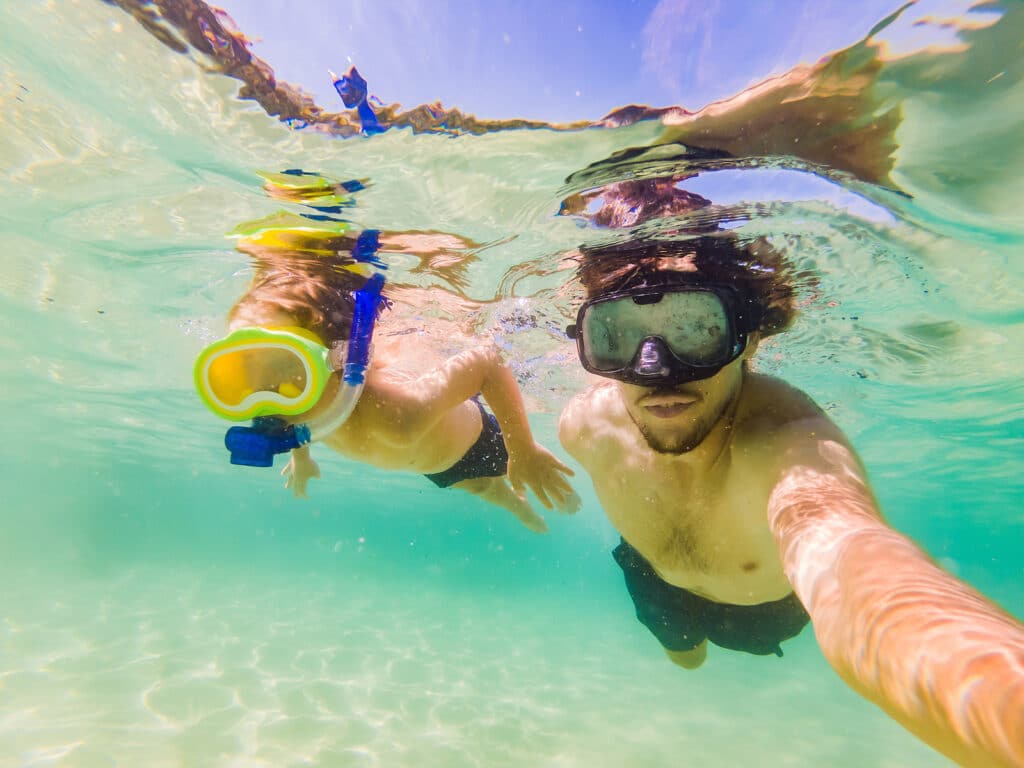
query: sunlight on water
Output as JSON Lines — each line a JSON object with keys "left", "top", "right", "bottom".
{"left": 1, "top": 1, "right": 1021, "bottom": 766}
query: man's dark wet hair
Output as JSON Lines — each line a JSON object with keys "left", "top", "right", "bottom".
{"left": 576, "top": 234, "right": 797, "bottom": 338}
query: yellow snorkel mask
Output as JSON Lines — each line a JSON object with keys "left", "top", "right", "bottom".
{"left": 194, "top": 326, "right": 334, "bottom": 422}
{"left": 193, "top": 273, "right": 387, "bottom": 467}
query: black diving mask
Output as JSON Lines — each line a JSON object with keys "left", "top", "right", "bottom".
{"left": 567, "top": 284, "right": 758, "bottom": 387}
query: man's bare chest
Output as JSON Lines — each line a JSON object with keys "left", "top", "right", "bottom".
{"left": 592, "top": 453, "right": 790, "bottom": 604}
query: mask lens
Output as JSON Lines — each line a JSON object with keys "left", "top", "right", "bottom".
{"left": 656, "top": 291, "right": 731, "bottom": 363}
{"left": 208, "top": 346, "right": 310, "bottom": 406}
{"left": 581, "top": 300, "right": 648, "bottom": 371}
{"left": 580, "top": 289, "right": 733, "bottom": 371}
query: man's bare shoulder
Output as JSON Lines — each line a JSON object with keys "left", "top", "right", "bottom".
{"left": 738, "top": 373, "right": 848, "bottom": 445}
{"left": 558, "top": 382, "right": 626, "bottom": 460}
{"left": 736, "top": 372, "right": 865, "bottom": 493}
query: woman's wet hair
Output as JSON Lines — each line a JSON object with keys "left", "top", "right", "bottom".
{"left": 575, "top": 235, "right": 797, "bottom": 338}
{"left": 228, "top": 252, "right": 369, "bottom": 344}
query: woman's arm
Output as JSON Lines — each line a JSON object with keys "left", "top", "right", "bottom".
{"left": 374, "top": 341, "right": 575, "bottom": 509}
{"left": 377, "top": 342, "right": 529, "bottom": 447}
{"left": 767, "top": 423, "right": 1024, "bottom": 767}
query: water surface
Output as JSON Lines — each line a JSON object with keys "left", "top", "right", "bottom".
{"left": 2, "top": 1, "right": 1022, "bottom": 765}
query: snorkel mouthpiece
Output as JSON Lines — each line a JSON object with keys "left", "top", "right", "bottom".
{"left": 225, "top": 418, "right": 311, "bottom": 467}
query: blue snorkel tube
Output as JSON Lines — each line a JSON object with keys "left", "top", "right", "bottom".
{"left": 224, "top": 271, "right": 386, "bottom": 467}
{"left": 330, "top": 66, "right": 384, "bottom": 135}
{"left": 343, "top": 272, "right": 381, "bottom": 386}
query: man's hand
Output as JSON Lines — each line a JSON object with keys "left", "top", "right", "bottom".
{"left": 281, "top": 446, "right": 320, "bottom": 498}
{"left": 507, "top": 442, "right": 579, "bottom": 514}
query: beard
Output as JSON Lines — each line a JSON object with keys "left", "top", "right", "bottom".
{"left": 629, "top": 393, "right": 732, "bottom": 455}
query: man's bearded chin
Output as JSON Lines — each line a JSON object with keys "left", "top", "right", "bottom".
{"left": 631, "top": 399, "right": 728, "bottom": 455}
{"left": 637, "top": 422, "right": 704, "bottom": 454}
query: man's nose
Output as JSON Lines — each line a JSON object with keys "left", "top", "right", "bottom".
{"left": 634, "top": 337, "right": 671, "bottom": 379}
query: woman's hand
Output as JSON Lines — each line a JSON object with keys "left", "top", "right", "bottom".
{"left": 282, "top": 445, "right": 321, "bottom": 498}
{"left": 507, "top": 442, "right": 579, "bottom": 514}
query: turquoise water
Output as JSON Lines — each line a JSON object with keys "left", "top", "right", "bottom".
{"left": 2, "top": 1, "right": 1022, "bottom": 766}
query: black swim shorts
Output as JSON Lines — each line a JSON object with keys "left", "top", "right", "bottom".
{"left": 424, "top": 398, "right": 509, "bottom": 488}
{"left": 613, "top": 539, "right": 809, "bottom": 657}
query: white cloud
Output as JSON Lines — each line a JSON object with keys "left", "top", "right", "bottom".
{"left": 641, "top": 0, "right": 721, "bottom": 102}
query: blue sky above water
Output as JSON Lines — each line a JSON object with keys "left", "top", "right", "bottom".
{"left": 218, "top": 0, "right": 906, "bottom": 122}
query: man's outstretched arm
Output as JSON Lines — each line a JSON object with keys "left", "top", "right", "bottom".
{"left": 767, "top": 424, "right": 1024, "bottom": 767}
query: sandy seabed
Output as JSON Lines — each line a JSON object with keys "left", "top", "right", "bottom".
{"left": 0, "top": 563, "right": 951, "bottom": 768}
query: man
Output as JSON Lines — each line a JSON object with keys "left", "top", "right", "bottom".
{"left": 558, "top": 235, "right": 1024, "bottom": 766}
